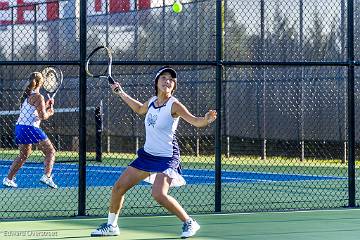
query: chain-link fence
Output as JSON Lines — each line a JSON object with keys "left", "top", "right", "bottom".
{"left": 0, "top": 0, "right": 359, "bottom": 219}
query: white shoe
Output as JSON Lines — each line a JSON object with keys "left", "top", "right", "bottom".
{"left": 181, "top": 218, "right": 200, "bottom": 238}
{"left": 2, "top": 177, "right": 17, "bottom": 188}
{"left": 91, "top": 223, "right": 120, "bottom": 237}
{"left": 40, "top": 175, "right": 58, "bottom": 189}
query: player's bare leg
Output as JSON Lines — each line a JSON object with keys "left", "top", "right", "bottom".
{"left": 37, "top": 139, "right": 56, "bottom": 177}
{"left": 38, "top": 139, "right": 57, "bottom": 188}
{"left": 109, "top": 166, "right": 148, "bottom": 213}
{"left": 152, "top": 173, "right": 200, "bottom": 238}
{"left": 152, "top": 173, "right": 189, "bottom": 221}
{"left": 3, "top": 144, "right": 32, "bottom": 188}
{"left": 91, "top": 166, "right": 148, "bottom": 237}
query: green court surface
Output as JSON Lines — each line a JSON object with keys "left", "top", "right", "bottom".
{"left": 1, "top": 209, "right": 360, "bottom": 240}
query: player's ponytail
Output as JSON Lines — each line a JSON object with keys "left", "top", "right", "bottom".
{"left": 20, "top": 72, "right": 43, "bottom": 105}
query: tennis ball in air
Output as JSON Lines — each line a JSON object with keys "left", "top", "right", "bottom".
{"left": 172, "top": 1, "right": 182, "bottom": 13}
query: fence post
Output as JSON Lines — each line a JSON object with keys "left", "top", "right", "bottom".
{"left": 347, "top": 0, "right": 356, "bottom": 208}
{"left": 78, "top": 0, "right": 87, "bottom": 216}
{"left": 215, "top": 0, "right": 224, "bottom": 213}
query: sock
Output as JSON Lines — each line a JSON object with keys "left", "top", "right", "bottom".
{"left": 107, "top": 212, "right": 119, "bottom": 226}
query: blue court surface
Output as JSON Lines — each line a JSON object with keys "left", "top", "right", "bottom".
{"left": 0, "top": 160, "right": 345, "bottom": 189}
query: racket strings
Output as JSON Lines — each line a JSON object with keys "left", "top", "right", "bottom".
{"left": 42, "top": 68, "right": 61, "bottom": 93}
{"left": 88, "top": 60, "right": 109, "bottom": 76}
{"left": 86, "top": 47, "right": 112, "bottom": 77}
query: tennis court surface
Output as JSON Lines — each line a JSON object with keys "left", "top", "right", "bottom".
{"left": 1, "top": 209, "right": 360, "bottom": 239}
{"left": 0, "top": 160, "right": 345, "bottom": 188}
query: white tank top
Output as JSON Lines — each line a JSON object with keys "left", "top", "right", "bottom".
{"left": 16, "top": 93, "right": 41, "bottom": 128}
{"left": 143, "top": 96, "right": 180, "bottom": 157}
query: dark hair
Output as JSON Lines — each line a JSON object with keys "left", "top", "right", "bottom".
{"left": 20, "top": 72, "right": 43, "bottom": 105}
{"left": 154, "top": 66, "right": 177, "bottom": 96}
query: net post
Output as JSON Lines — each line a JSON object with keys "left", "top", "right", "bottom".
{"left": 95, "top": 100, "right": 103, "bottom": 162}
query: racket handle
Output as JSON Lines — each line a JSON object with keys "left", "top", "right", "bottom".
{"left": 108, "top": 76, "right": 115, "bottom": 84}
{"left": 46, "top": 94, "right": 52, "bottom": 106}
{"left": 108, "top": 76, "right": 121, "bottom": 93}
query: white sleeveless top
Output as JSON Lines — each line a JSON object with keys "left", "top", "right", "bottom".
{"left": 143, "top": 96, "right": 180, "bottom": 157}
{"left": 16, "top": 92, "right": 41, "bottom": 128}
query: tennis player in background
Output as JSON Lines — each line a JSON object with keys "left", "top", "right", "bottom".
{"left": 2, "top": 72, "right": 58, "bottom": 189}
{"left": 91, "top": 66, "right": 217, "bottom": 238}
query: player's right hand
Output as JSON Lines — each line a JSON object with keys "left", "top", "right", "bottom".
{"left": 47, "top": 107, "right": 55, "bottom": 116}
{"left": 111, "top": 82, "right": 123, "bottom": 95}
{"left": 47, "top": 98, "right": 54, "bottom": 107}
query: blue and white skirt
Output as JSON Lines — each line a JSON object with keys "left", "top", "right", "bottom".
{"left": 129, "top": 148, "right": 186, "bottom": 187}
{"left": 15, "top": 124, "right": 48, "bottom": 145}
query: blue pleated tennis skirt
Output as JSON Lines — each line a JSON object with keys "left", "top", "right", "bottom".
{"left": 129, "top": 148, "right": 181, "bottom": 174}
{"left": 15, "top": 124, "right": 48, "bottom": 145}
{"left": 129, "top": 148, "right": 185, "bottom": 187}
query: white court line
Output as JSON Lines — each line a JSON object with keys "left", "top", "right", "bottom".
{"left": 3, "top": 159, "right": 344, "bottom": 180}
{"left": 0, "top": 164, "right": 347, "bottom": 183}
{"left": 21, "top": 208, "right": 360, "bottom": 223}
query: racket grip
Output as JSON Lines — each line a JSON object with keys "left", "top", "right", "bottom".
{"left": 46, "top": 93, "right": 53, "bottom": 107}
{"left": 108, "top": 76, "right": 121, "bottom": 93}
{"left": 108, "top": 76, "right": 115, "bottom": 84}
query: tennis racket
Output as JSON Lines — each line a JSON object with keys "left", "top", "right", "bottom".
{"left": 85, "top": 46, "right": 119, "bottom": 90}
{"left": 41, "top": 66, "right": 63, "bottom": 104}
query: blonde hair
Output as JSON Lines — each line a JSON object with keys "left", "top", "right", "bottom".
{"left": 20, "top": 72, "right": 44, "bottom": 104}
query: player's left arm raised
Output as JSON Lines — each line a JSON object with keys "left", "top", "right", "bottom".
{"left": 172, "top": 101, "right": 217, "bottom": 128}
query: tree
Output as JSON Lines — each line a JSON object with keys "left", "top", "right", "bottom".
{"left": 264, "top": 7, "right": 299, "bottom": 62}
{"left": 224, "top": 7, "right": 251, "bottom": 61}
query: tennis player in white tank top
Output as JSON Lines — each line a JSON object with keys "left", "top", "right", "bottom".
{"left": 2, "top": 72, "right": 58, "bottom": 189}
{"left": 91, "top": 66, "right": 217, "bottom": 238}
